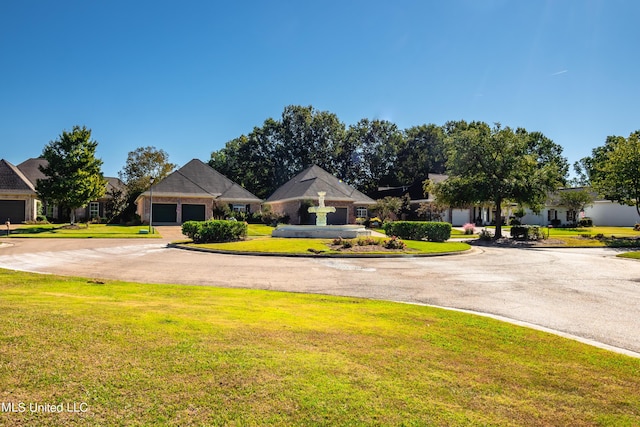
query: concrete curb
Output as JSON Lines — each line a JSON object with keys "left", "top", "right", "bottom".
{"left": 396, "top": 301, "right": 640, "bottom": 359}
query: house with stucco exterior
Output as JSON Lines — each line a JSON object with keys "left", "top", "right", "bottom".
{"left": 520, "top": 187, "right": 640, "bottom": 227}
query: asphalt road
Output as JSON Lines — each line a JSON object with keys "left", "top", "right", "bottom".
{"left": 1, "top": 233, "right": 639, "bottom": 357}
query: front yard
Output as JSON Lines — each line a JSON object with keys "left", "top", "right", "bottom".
{"left": 1, "top": 269, "right": 638, "bottom": 426}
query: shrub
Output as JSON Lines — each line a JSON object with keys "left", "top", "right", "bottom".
{"left": 462, "top": 223, "right": 475, "bottom": 235}
{"left": 511, "top": 225, "right": 543, "bottom": 240}
{"left": 356, "top": 236, "right": 382, "bottom": 246}
{"left": 550, "top": 219, "right": 561, "bottom": 227}
{"left": 478, "top": 229, "right": 493, "bottom": 241}
{"left": 382, "top": 221, "right": 451, "bottom": 242}
{"left": 578, "top": 217, "right": 594, "bottom": 227}
{"left": 182, "top": 220, "right": 247, "bottom": 243}
{"left": 369, "top": 217, "right": 382, "bottom": 228}
{"left": 383, "top": 236, "right": 406, "bottom": 250}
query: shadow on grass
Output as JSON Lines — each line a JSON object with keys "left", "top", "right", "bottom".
{"left": 10, "top": 226, "right": 57, "bottom": 235}
{"left": 603, "top": 238, "right": 640, "bottom": 248}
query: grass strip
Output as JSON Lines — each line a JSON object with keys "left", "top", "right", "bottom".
{"left": 9, "top": 224, "right": 161, "bottom": 238}
{"left": 0, "top": 269, "right": 638, "bottom": 425}
{"left": 617, "top": 251, "right": 640, "bottom": 260}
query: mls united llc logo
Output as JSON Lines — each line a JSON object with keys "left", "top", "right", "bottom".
{"left": 1, "top": 402, "right": 89, "bottom": 413}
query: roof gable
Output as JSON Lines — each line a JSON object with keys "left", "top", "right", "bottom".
{"left": 17, "top": 158, "right": 48, "bottom": 187}
{"left": 0, "top": 159, "right": 36, "bottom": 192}
{"left": 267, "top": 165, "right": 375, "bottom": 204}
{"left": 149, "top": 159, "right": 261, "bottom": 202}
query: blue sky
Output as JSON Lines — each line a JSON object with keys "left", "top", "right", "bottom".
{"left": 1, "top": 0, "right": 638, "bottom": 178}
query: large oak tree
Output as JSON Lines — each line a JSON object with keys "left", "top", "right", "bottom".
{"left": 429, "top": 121, "right": 567, "bottom": 238}
{"left": 37, "top": 125, "right": 106, "bottom": 224}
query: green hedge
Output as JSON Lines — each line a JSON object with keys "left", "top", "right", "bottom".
{"left": 382, "top": 221, "right": 451, "bottom": 242}
{"left": 578, "top": 217, "right": 594, "bottom": 227}
{"left": 182, "top": 220, "right": 248, "bottom": 243}
{"left": 510, "top": 225, "right": 543, "bottom": 240}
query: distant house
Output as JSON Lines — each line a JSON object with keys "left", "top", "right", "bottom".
{"left": 74, "top": 177, "right": 125, "bottom": 221}
{"left": 375, "top": 174, "right": 483, "bottom": 226}
{"left": 135, "top": 159, "right": 262, "bottom": 224}
{"left": 521, "top": 187, "right": 640, "bottom": 227}
{"left": 0, "top": 157, "right": 123, "bottom": 223}
{"left": 0, "top": 159, "right": 41, "bottom": 223}
{"left": 265, "top": 165, "right": 376, "bottom": 225}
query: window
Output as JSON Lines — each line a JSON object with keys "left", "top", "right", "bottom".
{"left": 356, "top": 206, "right": 368, "bottom": 218}
{"left": 89, "top": 202, "right": 100, "bottom": 219}
{"left": 547, "top": 209, "right": 557, "bottom": 221}
{"left": 232, "top": 204, "right": 248, "bottom": 213}
{"left": 566, "top": 210, "right": 576, "bottom": 222}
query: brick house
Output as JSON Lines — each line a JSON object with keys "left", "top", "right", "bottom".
{"left": 135, "top": 159, "right": 262, "bottom": 224}
{"left": 264, "top": 165, "right": 375, "bottom": 225}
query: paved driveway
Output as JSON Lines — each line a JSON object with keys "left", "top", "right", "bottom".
{"left": 1, "top": 233, "right": 639, "bottom": 357}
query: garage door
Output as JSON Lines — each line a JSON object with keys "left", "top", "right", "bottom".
{"left": 182, "top": 204, "right": 205, "bottom": 222}
{"left": 152, "top": 203, "right": 177, "bottom": 223}
{"left": 327, "top": 208, "right": 348, "bottom": 225}
{"left": 0, "top": 200, "right": 25, "bottom": 223}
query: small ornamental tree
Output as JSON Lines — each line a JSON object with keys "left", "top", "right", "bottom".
{"left": 37, "top": 126, "right": 106, "bottom": 224}
{"left": 372, "top": 196, "right": 403, "bottom": 222}
{"left": 556, "top": 189, "right": 594, "bottom": 226}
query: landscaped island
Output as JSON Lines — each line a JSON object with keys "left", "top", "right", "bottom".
{"left": 180, "top": 221, "right": 470, "bottom": 256}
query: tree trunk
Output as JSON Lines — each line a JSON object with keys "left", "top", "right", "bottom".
{"left": 70, "top": 209, "right": 76, "bottom": 225}
{"left": 494, "top": 198, "right": 502, "bottom": 239}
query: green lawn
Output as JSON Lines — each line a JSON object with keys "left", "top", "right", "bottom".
{"left": 617, "top": 251, "right": 640, "bottom": 260}
{"left": 190, "top": 236, "right": 470, "bottom": 255}
{"left": 548, "top": 226, "right": 639, "bottom": 237}
{"left": 545, "top": 227, "right": 640, "bottom": 247}
{"left": 0, "top": 269, "right": 638, "bottom": 426}
{"left": 9, "top": 223, "right": 161, "bottom": 238}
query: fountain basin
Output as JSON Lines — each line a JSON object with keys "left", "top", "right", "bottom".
{"left": 271, "top": 224, "right": 371, "bottom": 239}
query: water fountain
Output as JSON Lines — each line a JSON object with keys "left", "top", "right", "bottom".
{"left": 271, "top": 191, "right": 370, "bottom": 238}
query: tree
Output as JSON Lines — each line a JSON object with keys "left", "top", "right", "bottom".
{"left": 430, "top": 121, "right": 567, "bottom": 238}
{"left": 589, "top": 131, "right": 640, "bottom": 218}
{"left": 37, "top": 125, "right": 106, "bottom": 224}
{"left": 345, "top": 119, "right": 403, "bottom": 194}
{"left": 119, "top": 146, "right": 176, "bottom": 196}
{"left": 556, "top": 189, "right": 594, "bottom": 226}
{"left": 398, "top": 124, "right": 446, "bottom": 183}
{"left": 210, "top": 105, "right": 347, "bottom": 199}
{"left": 117, "top": 146, "right": 176, "bottom": 223}
{"left": 371, "top": 196, "right": 403, "bottom": 222}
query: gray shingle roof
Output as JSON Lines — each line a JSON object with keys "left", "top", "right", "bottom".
{"left": 17, "top": 158, "right": 48, "bottom": 187}
{"left": 146, "top": 159, "right": 262, "bottom": 202}
{"left": 0, "top": 159, "right": 36, "bottom": 192}
{"left": 266, "top": 165, "right": 375, "bottom": 204}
